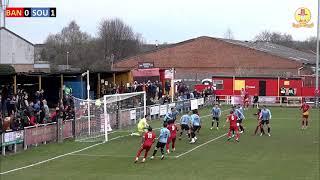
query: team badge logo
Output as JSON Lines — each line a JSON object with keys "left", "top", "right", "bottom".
{"left": 292, "top": 7, "right": 314, "bottom": 28}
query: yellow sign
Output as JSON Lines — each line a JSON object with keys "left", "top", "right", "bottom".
{"left": 284, "top": 81, "right": 290, "bottom": 86}
{"left": 292, "top": 7, "right": 314, "bottom": 28}
{"left": 234, "top": 80, "right": 245, "bottom": 91}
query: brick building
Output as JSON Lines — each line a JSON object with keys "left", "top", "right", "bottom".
{"left": 114, "top": 36, "right": 316, "bottom": 83}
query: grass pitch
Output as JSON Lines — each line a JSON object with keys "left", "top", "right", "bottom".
{"left": 0, "top": 106, "right": 319, "bottom": 180}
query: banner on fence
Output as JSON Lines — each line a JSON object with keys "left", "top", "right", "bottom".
{"left": 160, "top": 105, "right": 167, "bottom": 115}
{"left": 25, "top": 124, "right": 57, "bottom": 146}
{"left": 150, "top": 105, "right": 160, "bottom": 115}
{"left": 231, "top": 96, "right": 243, "bottom": 105}
{"left": 259, "top": 97, "right": 277, "bottom": 104}
{"left": 197, "top": 98, "right": 204, "bottom": 105}
{"left": 191, "top": 99, "right": 198, "bottom": 110}
{"left": 130, "top": 110, "right": 137, "bottom": 120}
{"left": 184, "top": 100, "right": 191, "bottom": 108}
{"left": 1, "top": 130, "right": 24, "bottom": 146}
{"left": 63, "top": 120, "right": 73, "bottom": 139}
{"left": 101, "top": 113, "right": 112, "bottom": 132}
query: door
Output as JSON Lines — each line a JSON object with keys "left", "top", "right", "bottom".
{"left": 259, "top": 81, "right": 266, "bottom": 96}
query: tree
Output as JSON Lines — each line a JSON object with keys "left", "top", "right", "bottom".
{"left": 254, "top": 30, "right": 293, "bottom": 47}
{"left": 98, "top": 18, "right": 142, "bottom": 63}
{"left": 223, "top": 28, "right": 234, "bottom": 40}
{"left": 254, "top": 30, "right": 272, "bottom": 42}
{"left": 43, "top": 21, "right": 102, "bottom": 71}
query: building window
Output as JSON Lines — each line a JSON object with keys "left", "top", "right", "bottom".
{"left": 213, "top": 80, "right": 224, "bottom": 90}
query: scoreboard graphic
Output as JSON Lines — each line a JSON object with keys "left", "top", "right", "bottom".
{"left": 6, "top": 7, "right": 56, "bottom": 17}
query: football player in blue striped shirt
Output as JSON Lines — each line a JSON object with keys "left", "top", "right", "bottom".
{"left": 211, "top": 104, "right": 222, "bottom": 130}
{"left": 260, "top": 105, "right": 272, "bottom": 136}
{"left": 151, "top": 122, "right": 171, "bottom": 160}
{"left": 190, "top": 110, "right": 201, "bottom": 144}
{"left": 179, "top": 111, "right": 192, "bottom": 140}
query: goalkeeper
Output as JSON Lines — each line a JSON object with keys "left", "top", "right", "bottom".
{"left": 131, "top": 115, "right": 150, "bottom": 136}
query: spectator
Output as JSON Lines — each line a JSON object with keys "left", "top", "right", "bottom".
{"left": 43, "top": 100, "right": 50, "bottom": 123}
{"left": 165, "top": 81, "right": 171, "bottom": 95}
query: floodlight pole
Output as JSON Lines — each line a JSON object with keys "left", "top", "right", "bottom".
{"left": 316, "top": 0, "right": 320, "bottom": 108}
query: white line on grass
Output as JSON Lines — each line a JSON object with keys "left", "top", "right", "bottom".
{"left": 175, "top": 133, "right": 227, "bottom": 158}
{"left": 0, "top": 134, "right": 134, "bottom": 175}
{"left": 0, "top": 109, "right": 227, "bottom": 175}
{"left": 0, "top": 142, "right": 103, "bottom": 175}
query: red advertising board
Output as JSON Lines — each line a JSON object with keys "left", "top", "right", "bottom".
{"left": 25, "top": 124, "right": 57, "bottom": 146}
{"left": 63, "top": 120, "right": 73, "bottom": 139}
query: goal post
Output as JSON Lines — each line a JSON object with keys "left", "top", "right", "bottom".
{"left": 74, "top": 91, "right": 147, "bottom": 143}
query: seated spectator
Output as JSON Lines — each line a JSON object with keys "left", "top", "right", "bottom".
{"left": 50, "top": 107, "right": 60, "bottom": 122}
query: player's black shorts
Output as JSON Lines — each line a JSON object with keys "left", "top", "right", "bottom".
{"left": 261, "top": 120, "right": 269, "bottom": 125}
{"left": 192, "top": 125, "right": 200, "bottom": 132}
{"left": 181, "top": 124, "right": 190, "bottom": 131}
{"left": 237, "top": 119, "right": 243, "bottom": 124}
{"left": 156, "top": 142, "right": 166, "bottom": 149}
{"left": 212, "top": 117, "right": 219, "bottom": 121}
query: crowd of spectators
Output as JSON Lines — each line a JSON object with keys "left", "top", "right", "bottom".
{"left": 0, "top": 86, "right": 74, "bottom": 135}
{"left": 176, "top": 82, "right": 214, "bottom": 101}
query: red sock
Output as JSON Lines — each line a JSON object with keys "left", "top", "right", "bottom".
{"left": 136, "top": 147, "right": 144, "bottom": 158}
{"left": 227, "top": 130, "right": 232, "bottom": 138}
{"left": 235, "top": 130, "right": 240, "bottom": 140}
{"left": 172, "top": 138, "right": 176, "bottom": 149}
{"left": 144, "top": 148, "right": 150, "bottom": 158}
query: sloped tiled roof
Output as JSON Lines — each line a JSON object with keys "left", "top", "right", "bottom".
{"left": 221, "top": 39, "right": 316, "bottom": 65}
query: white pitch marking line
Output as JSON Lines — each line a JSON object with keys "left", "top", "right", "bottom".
{"left": 0, "top": 108, "right": 227, "bottom": 175}
{"left": 175, "top": 133, "right": 227, "bottom": 158}
{"left": 0, "top": 134, "right": 133, "bottom": 175}
{"left": 0, "top": 142, "right": 103, "bottom": 175}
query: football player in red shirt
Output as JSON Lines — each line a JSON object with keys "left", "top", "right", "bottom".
{"left": 224, "top": 110, "right": 240, "bottom": 142}
{"left": 135, "top": 126, "right": 156, "bottom": 163}
{"left": 300, "top": 102, "right": 311, "bottom": 130}
{"left": 166, "top": 120, "right": 178, "bottom": 153}
{"left": 253, "top": 108, "right": 265, "bottom": 135}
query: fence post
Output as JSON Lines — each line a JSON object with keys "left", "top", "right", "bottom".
{"left": 1, "top": 134, "right": 5, "bottom": 156}
{"left": 24, "top": 128, "right": 27, "bottom": 150}
{"left": 57, "top": 118, "right": 63, "bottom": 143}
{"left": 14, "top": 143, "right": 17, "bottom": 153}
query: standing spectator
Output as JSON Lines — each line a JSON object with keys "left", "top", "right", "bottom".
{"left": 253, "top": 94, "right": 259, "bottom": 108}
{"left": 165, "top": 81, "right": 171, "bottom": 95}
{"left": 288, "top": 88, "right": 294, "bottom": 96}
{"left": 43, "top": 100, "right": 50, "bottom": 123}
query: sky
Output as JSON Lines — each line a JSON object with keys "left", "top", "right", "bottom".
{"left": 0, "top": 0, "right": 318, "bottom": 44}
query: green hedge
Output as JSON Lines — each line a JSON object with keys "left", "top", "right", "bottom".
{"left": 0, "top": 64, "right": 16, "bottom": 75}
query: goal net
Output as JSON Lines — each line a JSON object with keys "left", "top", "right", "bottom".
{"left": 74, "top": 92, "right": 146, "bottom": 143}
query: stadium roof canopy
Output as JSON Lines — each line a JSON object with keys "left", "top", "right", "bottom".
{"left": 220, "top": 39, "right": 316, "bottom": 65}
